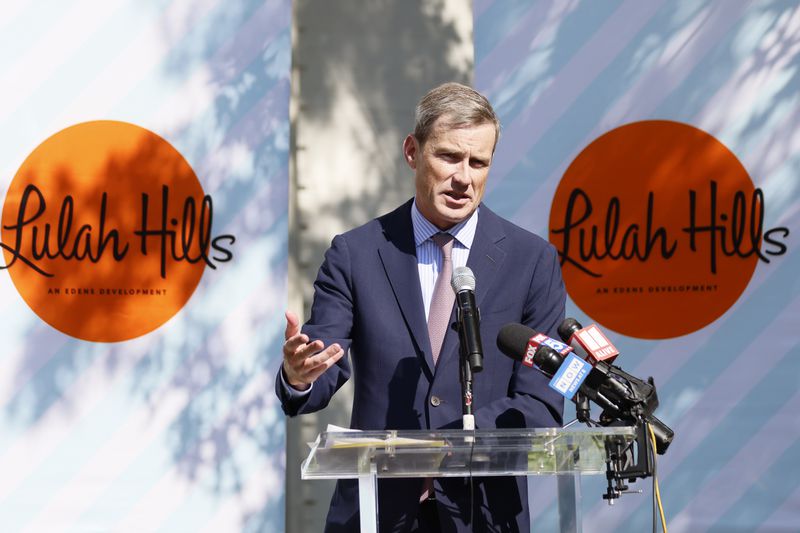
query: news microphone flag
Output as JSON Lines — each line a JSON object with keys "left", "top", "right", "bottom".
{"left": 574, "top": 324, "right": 619, "bottom": 363}
{"left": 522, "top": 333, "right": 572, "bottom": 367}
{"left": 547, "top": 352, "right": 592, "bottom": 400}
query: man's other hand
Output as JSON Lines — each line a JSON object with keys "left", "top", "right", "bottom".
{"left": 282, "top": 311, "right": 344, "bottom": 391}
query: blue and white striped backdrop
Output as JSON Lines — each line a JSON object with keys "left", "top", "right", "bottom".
{"left": 475, "top": 1, "right": 799, "bottom": 531}
{"left": 0, "top": 1, "right": 290, "bottom": 531}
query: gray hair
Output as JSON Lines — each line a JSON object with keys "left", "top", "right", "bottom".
{"left": 413, "top": 82, "right": 500, "bottom": 149}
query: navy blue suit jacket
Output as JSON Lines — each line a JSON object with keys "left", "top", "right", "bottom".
{"left": 277, "top": 200, "right": 566, "bottom": 532}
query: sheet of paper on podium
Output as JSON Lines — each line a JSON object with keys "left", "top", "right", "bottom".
{"left": 321, "top": 425, "right": 447, "bottom": 449}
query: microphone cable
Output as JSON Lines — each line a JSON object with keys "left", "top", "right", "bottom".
{"left": 468, "top": 426, "right": 476, "bottom": 529}
{"left": 648, "top": 422, "right": 668, "bottom": 532}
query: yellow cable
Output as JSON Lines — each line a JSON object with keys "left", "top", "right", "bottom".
{"left": 649, "top": 424, "right": 668, "bottom": 533}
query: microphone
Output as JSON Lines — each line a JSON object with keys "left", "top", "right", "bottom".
{"left": 498, "top": 323, "right": 632, "bottom": 412}
{"left": 451, "top": 266, "right": 483, "bottom": 372}
{"left": 497, "top": 323, "right": 673, "bottom": 454}
{"left": 496, "top": 322, "right": 541, "bottom": 368}
{"left": 497, "top": 323, "right": 603, "bottom": 403}
{"left": 558, "top": 318, "right": 619, "bottom": 365}
{"left": 496, "top": 322, "right": 573, "bottom": 368}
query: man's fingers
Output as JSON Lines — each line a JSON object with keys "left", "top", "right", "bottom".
{"left": 288, "top": 338, "right": 324, "bottom": 362}
{"left": 303, "top": 346, "right": 344, "bottom": 381}
{"left": 283, "top": 338, "right": 343, "bottom": 386}
{"left": 283, "top": 333, "right": 313, "bottom": 355}
{"left": 280, "top": 313, "right": 341, "bottom": 388}
{"left": 284, "top": 310, "right": 300, "bottom": 340}
{"left": 303, "top": 344, "right": 342, "bottom": 368}
{"left": 284, "top": 339, "right": 333, "bottom": 370}
{"left": 295, "top": 344, "right": 343, "bottom": 377}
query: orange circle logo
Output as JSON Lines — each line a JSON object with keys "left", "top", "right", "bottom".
{"left": 1, "top": 121, "right": 234, "bottom": 342}
{"left": 549, "top": 120, "right": 787, "bottom": 339}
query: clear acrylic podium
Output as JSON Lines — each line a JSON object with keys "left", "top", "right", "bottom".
{"left": 301, "top": 426, "right": 637, "bottom": 532}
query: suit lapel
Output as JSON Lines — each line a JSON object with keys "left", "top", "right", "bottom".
{"left": 377, "top": 201, "right": 434, "bottom": 376}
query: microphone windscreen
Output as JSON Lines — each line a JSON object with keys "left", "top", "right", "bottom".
{"left": 497, "top": 323, "right": 537, "bottom": 361}
{"left": 451, "top": 265, "right": 475, "bottom": 293}
{"left": 557, "top": 317, "right": 582, "bottom": 343}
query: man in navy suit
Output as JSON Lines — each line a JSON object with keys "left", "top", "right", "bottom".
{"left": 277, "top": 83, "right": 566, "bottom": 532}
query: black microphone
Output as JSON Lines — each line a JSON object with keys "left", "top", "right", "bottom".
{"left": 451, "top": 266, "right": 483, "bottom": 372}
{"left": 496, "top": 322, "right": 538, "bottom": 365}
{"left": 496, "top": 323, "right": 622, "bottom": 412}
{"left": 497, "top": 323, "right": 673, "bottom": 454}
{"left": 496, "top": 323, "right": 556, "bottom": 367}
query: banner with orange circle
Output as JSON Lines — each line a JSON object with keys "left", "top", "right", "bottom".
{"left": 476, "top": 2, "right": 798, "bottom": 531}
{"left": 3, "top": 120, "right": 234, "bottom": 342}
{"left": 548, "top": 120, "right": 788, "bottom": 339}
{"left": 0, "top": 2, "right": 291, "bottom": 532}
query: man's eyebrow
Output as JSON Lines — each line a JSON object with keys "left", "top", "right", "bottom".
{"left": 434, "top": 144, "right": 462, "bottom": 153}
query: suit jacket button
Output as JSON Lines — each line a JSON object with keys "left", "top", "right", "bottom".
{"left": 430, "top": 395, "right": 441, "bottom": 407}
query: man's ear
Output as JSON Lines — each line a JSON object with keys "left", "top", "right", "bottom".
{"left": 402, "top": 135, "right": 418, "bottom": 170}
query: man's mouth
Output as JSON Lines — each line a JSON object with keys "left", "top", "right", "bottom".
{"left": 444, "top": 191, "right": 470, "bottom": 203}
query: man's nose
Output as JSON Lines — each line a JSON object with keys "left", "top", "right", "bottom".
{"left": 451, "top": 159, "right": 470, "bottom": 186}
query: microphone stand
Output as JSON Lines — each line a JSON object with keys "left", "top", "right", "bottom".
{"left": 563, "top": 392, "right": 601, "bottom": 429}
{"left": 456, "top": 313, "right": 478, "bottom": 528}
{"left": 574, "top": 391, "right": 592, "bottom": 424}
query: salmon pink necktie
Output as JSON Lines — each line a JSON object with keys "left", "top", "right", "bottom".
{"left": 427, "top": 232, "right": 455, "bottom": 366}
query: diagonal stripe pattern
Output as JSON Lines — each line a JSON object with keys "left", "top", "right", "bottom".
{"left": 475, "top": 2, "right": 800, "bottom": 531}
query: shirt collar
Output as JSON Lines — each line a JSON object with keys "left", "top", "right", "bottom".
{"left": 411, "top": 199, "right": 479, "bottom": 249}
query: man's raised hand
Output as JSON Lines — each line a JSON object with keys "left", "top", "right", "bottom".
{"left": 281, "top": 310, "right": 344, "bottom": 391}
